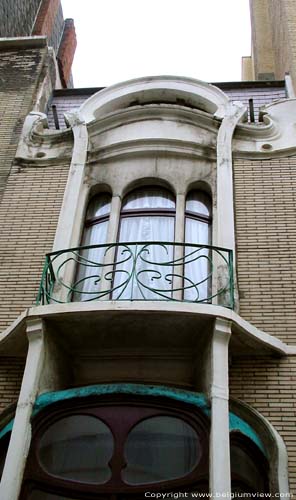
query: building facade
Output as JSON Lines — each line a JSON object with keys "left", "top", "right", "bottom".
{"left": 0, "top": 7, "right": 296, "bottom": 500}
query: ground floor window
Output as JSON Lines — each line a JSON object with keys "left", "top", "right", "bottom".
{"left": 0, "top": 394, "right": 270, "bottom": 499}
{"left": 19, "top": 396, "right": 209, "bottom": 499}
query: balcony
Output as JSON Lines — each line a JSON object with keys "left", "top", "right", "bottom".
{"left": 37, "top": 241, "right": 234, "bottom": 309}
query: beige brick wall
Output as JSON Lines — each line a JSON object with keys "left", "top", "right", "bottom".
{"left": 0, "top": 357, "right": 25, "bottom": 414}
{"left": 280, "top": 0, "right": 296, "bottom": 92}
{"left": 234, "top": 157, "right": 296, "bottom": 343}
{"left": 230, "top": 356, "right": 296, "bottom": 494}
{"left": 250, "top": 0, "right": 296, "bottom": 89}
{"left": 249, "top": 0, "right": 276, "bottom": 79}
{"left": 0, "top": 164, "right": 69, "bottom": 332}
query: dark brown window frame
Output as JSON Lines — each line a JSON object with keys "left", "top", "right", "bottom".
{"left": 20, "top": 396, "right": 210, "bottom": 499}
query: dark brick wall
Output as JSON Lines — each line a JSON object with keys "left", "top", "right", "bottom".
{"left": 0, "top": 358, "right": 25, "bottom": 414}
{"left": 0, "top": 0, "right": 41, "bottom": 37}
{"left": 48, "top": 1, "right": 64, "bottom": 53}
{"left": 0, "top": 46, "right": 47, "bottom": 198}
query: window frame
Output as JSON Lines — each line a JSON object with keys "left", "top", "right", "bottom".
{"left": 20, "top": 396, "right": 210, "bottom": 499}
{"left": 230, "top": 432, "right": 270, "bottom": 494}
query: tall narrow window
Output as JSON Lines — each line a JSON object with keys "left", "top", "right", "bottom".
{"left": 184, "top": 191, "right": 211, "bottom": 302}
{"left": 74, "top": 193, "right": 111, "bottom": 301}
{"left": 113, "top": 187, "right": 176, "bottom": 300}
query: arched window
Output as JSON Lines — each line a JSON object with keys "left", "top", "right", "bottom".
{"left": 113, "top": 187, "right": 176, "bottom": 300}
{"left": 0, "top": 402, "right": 273, "bottom": 498}
{"left": 119, "top": 186, "right": 176, "bottom": 242}
{"left": 19, "top": 397, "right": 209, "bottom": 499}
{"left": 74, "top": 193, "right": 111, "bottom": 301}
{"left": 184, "top": 190, "right": 212, "bottom": 301}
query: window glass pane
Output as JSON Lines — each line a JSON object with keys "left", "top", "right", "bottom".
{"left": 74, "top": 193, "right": 110, "bottom": 301}
{"left": 73, "top": 220, "right": 109, "bottom": 301}
{"left": 0, "top": 454, "right": 5, "bottom": 480}
{"left": 86, "top": 193, "right": 111, "bottom": 219}
{"left": 123, "top": 416, "right": 201, "bottom": 484}
{"left": 0, "top": 433, "right": 10, "bottom": 481}
{"left": 122, "top": 188, "right": 175, "bottom": 210}
{"left": 186, "top": 191, "right": 211, "bottom": 217}
{"left": 184, "top": 218, "right": 211, "bottom": 302}
{"left": 38, "top": 415, "right": 113, "bottom": 483}
{"left": 120, "top": 216, "right": 174, "bottom": 243}
{"left": 231, "top": 444, "right": 266, "bottom": 492}
{"left": 114, "top": 217, "right": 175, "bottom": 300}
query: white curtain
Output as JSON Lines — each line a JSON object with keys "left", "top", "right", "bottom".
{"left": 73, "top": 194, "right": 111, "bottom": 301}
{"left": 113, "top": 187, "right": 175, "bottom": 300}
{"left": 114, "top": 216, "right": 175, "bottom": 300}
{"left": 184, "top": 219, "right": 210, "bottom": 302}
{"left": 73, "top": 221, "right": 109, "bottom": 301}
{"left": 123, "top": 188, "right": 175, "bottom": 211}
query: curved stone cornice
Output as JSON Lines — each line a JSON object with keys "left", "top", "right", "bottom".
{"left": 87, "top": 103, "right": 221, "bottom": 137}
{"left": 79, "top": 75, "right": 230, "bottom": 123}
{"left": 233, "top": 98, "right": 296, "bottom": 158}
{"left": 86, "top": 104, "right": 219, "bottom": 161}
{"left": 87, "top": 138, "right": 217, "bottom": 162}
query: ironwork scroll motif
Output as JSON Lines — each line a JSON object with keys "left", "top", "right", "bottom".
{"left": 36, "top": 242, "right": 234, "bottom": 308}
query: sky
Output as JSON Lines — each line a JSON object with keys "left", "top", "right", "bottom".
{"left": 61, "top": 0, "right": 251, "bottom": 88}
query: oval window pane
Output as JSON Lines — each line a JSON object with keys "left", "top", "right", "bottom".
{"left": 123, "top": 416, "right": 201, "bottom": 484}
{"left": 86, "top": 194, "right": 111, "bottom": 219}
{"left": 231, "top": 444, "right": 267, "bottom": 493}
{"left": 186, "top": 191, "right": 211, "bottom": 217}
{"left": 122, "top": 188, "right": 175, "bottom": 210}
{"left": 38, "top": 415, "right": 113, "bottom": 483}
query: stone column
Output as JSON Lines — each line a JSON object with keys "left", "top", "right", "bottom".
{"left": 52, "top": 111, "right": 89, "bottom": 302}
{"left": 172, "top": 193, "right": 185, "bottom": 300}
{"left": 209, "top": 317, "right": 232, "bottom": 496}
{"left": 215, "top": 101, "right": 246, "bottom": 309}
{"left": 0, "top": 319, "right": 45, "bottom": 500}
{"left": 99, "top": 194, "right": 122, "bottom": 298}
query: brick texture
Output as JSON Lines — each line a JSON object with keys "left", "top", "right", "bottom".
{"left": 0, "top": 164, "right": 69, "bottom": 332}
{"left": 234, "top": 157, "right": 296, "bottom": 343}
{"left": 268, "top": 0, "right": 296, "bottom": 87}
{"left": 0, "top": 47, "right": 46, "bottom": 199}
{"left": 32, "top": 0, "right": 63, "bottom": 53}
{"left": 230, "top": 356, "right": 296, "bottom": 494}
{"left": 250, "top": 0, "right": 296, "bottom": 90}
{"left": 0, "top": 357, "right": 25, "bottom": 414}
{"left": 0, "top": 0, "right": 41, "bottom": 37}
{"left": 57, "top": 18, "right": 77, "bottom": 87}
{"left": 250, "top": 0, "right": 276, "bottom": 79}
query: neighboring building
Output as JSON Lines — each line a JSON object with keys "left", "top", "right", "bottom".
{"left": 242, "top": 0, "right": 296, "bottom": 95}
{"left": 1, "top": 6, "right": 296, "bottom": 500}
{"left": 0, "top": 0, "right": 77, "bottom": 88}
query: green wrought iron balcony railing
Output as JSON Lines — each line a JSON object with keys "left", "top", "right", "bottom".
{"left": 36, "top": 241, "right": 234, "bottom": 309}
